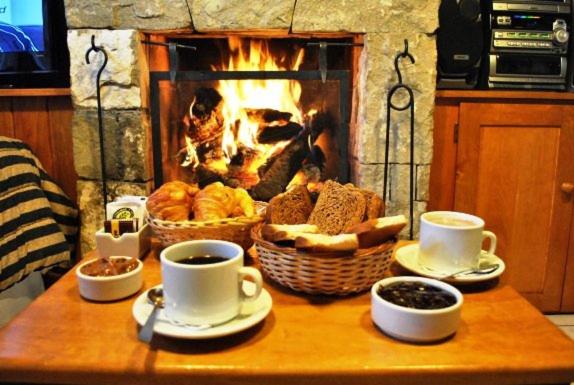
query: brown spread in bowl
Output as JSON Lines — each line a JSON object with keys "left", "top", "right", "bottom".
{"left": 80, "top": 257, "right": 139, "bottom": 277}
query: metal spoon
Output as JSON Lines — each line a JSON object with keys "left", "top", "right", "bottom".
{"left": 138, "top": 288, "right": 164, "bottom": 343}
{"left": 439, "top": 263, "right": 500, "bottom": 280}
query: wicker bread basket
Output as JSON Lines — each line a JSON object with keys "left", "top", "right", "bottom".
{"left": 147, "top": 213, "right": 264, "bottom": 250}
{"left": 251, "top": 225, "right": 396, "bottom": 295}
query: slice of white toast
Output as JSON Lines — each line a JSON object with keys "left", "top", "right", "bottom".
{"left": 261, "top": 224, "right": 319, "bottom": 243}
{"left": 294, "top": 233, "right": 359, "bottom": 253}
{"left": 347, "top": 215, "right": 407, "bottom": 248}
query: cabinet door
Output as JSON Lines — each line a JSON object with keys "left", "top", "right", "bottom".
{"left": 455, "top": 103, "right": 574, "bottom": 312}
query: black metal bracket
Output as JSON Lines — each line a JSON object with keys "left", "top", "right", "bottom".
{"left": 85, "top": 35, "right": 109, "bottom": 213}
{"left": 383, "top": 39, "right": 416, "bottom": 240}
{"left": 307, "top": 41, "right": 363, "bottom": 84}
{"left": 142, "top": 40, "right": 197, "bottom": 85}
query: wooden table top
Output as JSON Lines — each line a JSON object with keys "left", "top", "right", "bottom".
{"left": 1, "top": 242, "right": 574, "bottom": 385}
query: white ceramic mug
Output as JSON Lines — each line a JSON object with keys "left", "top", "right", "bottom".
{"left": 160, "top": 240, "right": 263, "bottom": 326}
{"left": 418, "top": 211, "right": 497, "bottom": 273}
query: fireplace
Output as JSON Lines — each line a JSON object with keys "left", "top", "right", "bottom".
{"left": 65, "top": 0, "right": 439, "bottom": 254}
{"left": 148, "top": 36, "right": 355, "bottom": 201}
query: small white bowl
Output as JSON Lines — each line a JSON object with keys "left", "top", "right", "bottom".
{"left": 76, "top": 256, "right": 143, "bottom": 301}
{"left": 371, "top": 276, "right": 463, "bottom": 343}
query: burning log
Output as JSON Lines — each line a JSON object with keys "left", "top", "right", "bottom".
{"left": 245, "top": 108, "right": 292, "bottom": 125}
{"left": 250, "top": 130, "right": 312, "bottom": 201}
{"left": 192, "top": 88, "right": 223, "bottom": 119}
{"left": 257, "top": 121, "right": 303, "bottom": 144}
{"left": 184, "top": 87, "right": 224, "bottom": 146}
{"left": 230, "top": 145, "right": 259, "bottom": 166}
{"left": 195, "top": 165, "right": 226, "bottom": 188}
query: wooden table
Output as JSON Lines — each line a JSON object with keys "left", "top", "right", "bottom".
{"left": 1, "top": 243, "right": 574, "bottom": 385}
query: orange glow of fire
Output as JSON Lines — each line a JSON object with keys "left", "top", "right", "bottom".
{"left": 183, "top": 37, "right": 307, "bottom": 188}
{"left": 217, "top": 37, "right": 305, "bottom": 167}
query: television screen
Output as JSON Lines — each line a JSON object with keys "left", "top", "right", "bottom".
{"left": 0, "top": 0, "right": 45, "bottom": 53}
{"left": 0, "top": 0, "right": 69, "bottom": 88}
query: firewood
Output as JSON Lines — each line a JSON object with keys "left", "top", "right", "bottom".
{"left": 191, "top": 88, "right": 223, "bottom": 120}
{"left": 185, "top": 87, "right": 224, "bottom": 146}
{"left": 195, "top": 165, "right": 225, "bottom": 188}
{"left": 251, "top": 132, "right": 312, "bottom": 201}
{"left": 257, "top": 122, "right": 303, "bottom": 144}
{"left": 245, "top": 108, "right": 292, "bottom": 125}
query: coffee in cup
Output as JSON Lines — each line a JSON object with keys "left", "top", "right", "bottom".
{"left": 418, "top": 211, "right": 497, "bottom": 273}
{"left": 175, "top": 255, "right": 228, "bottom": 265}
{"left": 160, "top": 240, "right": 263, "bottom": 326}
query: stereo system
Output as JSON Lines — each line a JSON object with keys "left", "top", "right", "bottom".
{"left": 437, "top": 0, "right": 574, "bottom": 90}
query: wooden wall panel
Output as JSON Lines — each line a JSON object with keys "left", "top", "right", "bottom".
{"left": 47, "top": 97, "right": 77, "bottom": 202}
{"left": 11, "top": 97, "right": 54, "bottom": 174}
{"left": 0, "top": 95, "right": 76, "bottom": 202}
{"left": 0, "top": 98, "right": 14, "bottom": 137}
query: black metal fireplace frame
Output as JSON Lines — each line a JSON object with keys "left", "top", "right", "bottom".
{"left": 149, "top": 70, "right": 351, "bottom": 189}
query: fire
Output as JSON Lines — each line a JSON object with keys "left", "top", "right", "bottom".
{"left": 216, "top": 37, "right": 304, "bottom": 161}
{"left": 183, "top": 37, "right": 306, "bottom": 189}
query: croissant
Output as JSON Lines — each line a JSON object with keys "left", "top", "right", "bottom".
{"left": 146, "top": 181, "right": 198, "bottom": 221}
{"left": 193, "top": 182, "right": 237, "bottom": 221}
{"left": 232, "top": 188, "right": 255, "bottom": 217}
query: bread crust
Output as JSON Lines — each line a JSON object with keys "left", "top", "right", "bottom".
{"left": 261, "top": 224, "right": 319, "bottom": 243}
{"left": 294, "top": 233, "right": 359, "bottom": 253}
{"left": 347, "top": 215, "right": 407, "bottom": 248}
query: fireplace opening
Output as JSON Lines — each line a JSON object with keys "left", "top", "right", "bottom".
{"left": 147, "top": 35, "right": 358, "bottom": 201}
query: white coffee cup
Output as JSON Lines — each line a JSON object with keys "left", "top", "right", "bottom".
{"left": 418, "top": 211, "right": 497, "bottom": 273}
{"left": 160, "top": 240, "right": 263, "bottom": 326}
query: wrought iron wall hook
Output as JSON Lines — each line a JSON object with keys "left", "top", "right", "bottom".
{"left": 85, "top": 35, "right": 109, "bottom": 212}
{"left": 393, "top": 39, "right": 415, "bottom": 85}
{"left": 383, "top": 39, "right": 416, "bottom": 240}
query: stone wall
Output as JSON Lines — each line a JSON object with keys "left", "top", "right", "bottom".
{"left": 64, "top": 0, "right": 439, "bottom": 253}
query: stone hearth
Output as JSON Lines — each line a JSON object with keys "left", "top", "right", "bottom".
{"left": 64, "top": 0, "right": 440, "bottom": 254}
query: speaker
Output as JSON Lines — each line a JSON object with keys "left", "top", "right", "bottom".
{"left": 437, "top": 0, "right": 485, "bottom": 89}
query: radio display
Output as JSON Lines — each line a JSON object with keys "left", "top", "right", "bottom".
{"left": 494, "top": 13, "right": 559, "bottom": 29}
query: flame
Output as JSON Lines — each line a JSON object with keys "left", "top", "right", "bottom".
{"left": 181, "top": 135, "right": 199, "bottom": 168}
{"left": 217, "top": 37, "right": 305, "bottom": 164}
{"left": 183, "top": 37, "right": 307, "bottom": 189}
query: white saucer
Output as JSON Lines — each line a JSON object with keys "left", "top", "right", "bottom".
{"left": 132, "top": 281, "right": 272, "bottom": 339}
{"left": 395, "top": 244, "right": 505, "bottom": 283}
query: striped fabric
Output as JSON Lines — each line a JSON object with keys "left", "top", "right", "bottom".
{"left": 0, "top": 136, "right": 78, "bottom": 292}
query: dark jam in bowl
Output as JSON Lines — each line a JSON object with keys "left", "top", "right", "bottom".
{"left": 80, "top": 257, "right": 139, "bottom": 277}
{"left": 376, "top": 281, "right": 457, "bottom": 310}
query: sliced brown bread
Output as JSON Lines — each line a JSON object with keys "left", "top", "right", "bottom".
{"left": 266, "top": 185, "right": 314, "bottom": 225}
{"left": 344, "top": 184, "right": 385, "bottom": 221}
{"left": 362, "top": 189, "right": 385, "bottom": 219}
{"left": 307, "top": 180, "right": 367, "bottom": 235}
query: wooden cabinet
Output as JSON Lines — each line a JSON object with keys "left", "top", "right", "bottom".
{"left": 430, "top": 91, "right": 574, "bottom": 312}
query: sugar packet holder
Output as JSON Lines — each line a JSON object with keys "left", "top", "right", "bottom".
{"left": 95, "top": 224, "right": 151, "bottom": 259}
{"left": 106, "top": 198, "right": 146, "bottom": 229}
{"left": 104, "top": 219, "right": 138, "bottom": 238}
